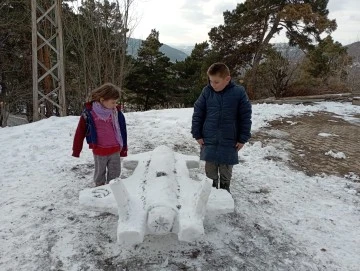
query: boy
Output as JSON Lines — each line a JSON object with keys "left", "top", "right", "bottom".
{"left": 191, "top": 63, "right": 252, "bottom": 193}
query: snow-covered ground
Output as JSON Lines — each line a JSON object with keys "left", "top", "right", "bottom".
{"left": 1, "top": 102, "right": 360, "bottom": 271}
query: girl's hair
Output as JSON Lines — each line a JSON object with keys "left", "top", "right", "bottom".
{"left": 88, "top": 83, "right": 120, "bottom": 102}
{"left": 207, "top": 63, "right": 230, "bottom": 78}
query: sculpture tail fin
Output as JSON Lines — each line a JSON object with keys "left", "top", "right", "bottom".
{"left": 109, "top": 179, "right": 129, "bottom": 218}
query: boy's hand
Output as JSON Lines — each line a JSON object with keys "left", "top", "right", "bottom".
{"left": 235, "top": 142, "right": 244, "bottom": 151}
{"left": 196, "top": 138, "right": 204, "bottom": 145}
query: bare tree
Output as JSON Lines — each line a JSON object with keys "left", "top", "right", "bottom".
{"left": 0, "top": 0, "right": 33, "bottom": 124}
{"left": 63, "top": 0, "right": 138, "bottom": 113}
{"left": 251, "top": 45, "right": 303, "bottom": 98}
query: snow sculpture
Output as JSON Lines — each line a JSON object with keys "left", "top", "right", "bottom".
{"left": 79, "top": 145, "right": 234, "bottom": 245}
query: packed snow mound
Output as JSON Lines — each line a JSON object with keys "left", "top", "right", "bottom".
{"left": 325, "top": 150, "right": 346, "bottom": 159}
{"left": 79, "top": 145, "right": 234, "bottom": 245}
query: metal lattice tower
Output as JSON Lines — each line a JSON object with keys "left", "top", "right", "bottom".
{"left": 31, "top": 0, "right": 66, "bottom": 121}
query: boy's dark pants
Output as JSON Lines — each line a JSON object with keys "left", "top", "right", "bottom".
{"left": 205, "top": 162, "right": 233, "bottom": 192}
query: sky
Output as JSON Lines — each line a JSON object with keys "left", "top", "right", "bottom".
{"left": 129, "top": 0, "right": 360, "bottom": 46}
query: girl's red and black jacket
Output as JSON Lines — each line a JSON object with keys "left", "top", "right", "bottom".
{"left": 72, "top": 102, "right": 128, "bottom": 158}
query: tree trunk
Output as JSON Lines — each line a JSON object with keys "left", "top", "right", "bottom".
{"left": 0, "top": 102, "right": 9, "bottom": 127}
{"left": 248, "top": 15, "right": 281, "bottom": 99}
{"left": 117, "top": 0, "right": 134, "bottom": 93}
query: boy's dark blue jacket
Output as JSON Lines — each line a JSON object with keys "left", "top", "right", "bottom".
{"left": 191, "top": 81, "right": 252, "bottom": 165}
{"left": 72, "top": 102, "right": 127, "bottom": 157}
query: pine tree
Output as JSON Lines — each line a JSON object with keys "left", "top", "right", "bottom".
{"left": 209, "top": 0, "right": 337, "bottom": 99}
{"left": 305, "top": 36, "right": 351, "bottom": 83}
{"left": 125, "top": 29, "right": 172, "bottom": 110}
{"left": 171, "top": 42, "right": 215, "bottom": 106}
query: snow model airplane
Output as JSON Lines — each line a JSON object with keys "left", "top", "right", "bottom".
{"left": 79, "top": 145, "right": 234, "bottom": 245}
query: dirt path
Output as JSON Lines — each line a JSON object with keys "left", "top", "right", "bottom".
{"left": 253, "top": 112, "right": 360, "bottom": 180}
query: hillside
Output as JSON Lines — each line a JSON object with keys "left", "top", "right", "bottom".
{"left": 127, "top": 38, "right": 188, "bottom": 62}
{"left": 170, "top": 45, "right": 195, "bottom": 56}
{"left": 125, "top": 40, "right": 360, "bottom": 64}
{"left": 271, "top": 41, "right": 360, "bottom": 66}
{"left": 346, "top": 41, "right": 360, "bottom": 63}
{"left": 273, "top": 43, "right": 304, "bottom": 60}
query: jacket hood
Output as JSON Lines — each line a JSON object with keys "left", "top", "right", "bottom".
{"left": 84, "top": 102, "right": 93, "bottom": 110}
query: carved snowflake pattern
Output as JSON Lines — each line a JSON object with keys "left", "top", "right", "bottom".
{"left": 153, "top": 216, "right": 170, "bottom": 232}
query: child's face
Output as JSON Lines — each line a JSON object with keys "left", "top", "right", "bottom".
{"left": 100, "top": 98, "right": 117, "bottom": 109}
{"left": 208, "top": 74, "right": 231, "bottom": 92}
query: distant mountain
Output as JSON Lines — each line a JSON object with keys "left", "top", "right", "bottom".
{"left": 346, "top": 41, "right": 360, "bottom": 64}
{"left": 272, "top": 43, "right": 304, "bottom": 60}
{"left": 170, "top": 45, "right": 194, "bottom": 56}
{"left": 274, "top": 41, "right": 360, "bottom": 63}
{"left": 159, "top": 44, "right": 188, "bottom": 62}
{"left": 126, "top": 39, "right": 360, "bottom": 64}
{"left": 127, "top": 38, "right": 188, "bottom": 62}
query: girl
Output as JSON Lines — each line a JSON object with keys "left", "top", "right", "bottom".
{"left": 72, "top": 83, "right": 128, "bottom": 186}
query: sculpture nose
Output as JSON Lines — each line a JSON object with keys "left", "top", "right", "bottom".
{"left": 147, "top": 206, "right": 177, "bottom": 235}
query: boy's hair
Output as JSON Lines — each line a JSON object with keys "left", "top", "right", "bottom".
{"left": 207, "top": 63, "right": 230, "bottom": 78}
{"left": 89, "top": 83, "right": 120, "bottom": 102}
